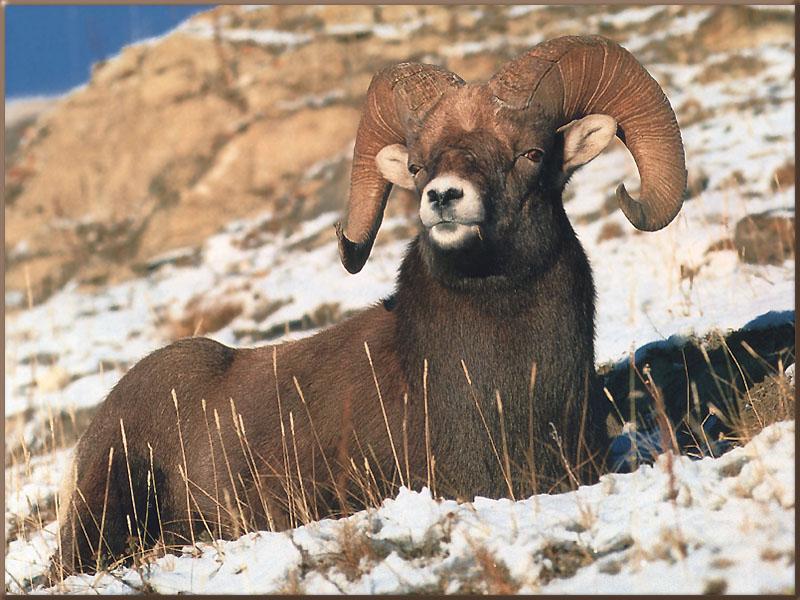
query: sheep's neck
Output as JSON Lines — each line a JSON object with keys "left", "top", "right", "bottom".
{"left": 393, "top": 236, "right": 599, "bottom": 498}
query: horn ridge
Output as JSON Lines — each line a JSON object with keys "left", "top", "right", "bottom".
{"left": 493, "top": 35, "right": 687, "bottom": 231}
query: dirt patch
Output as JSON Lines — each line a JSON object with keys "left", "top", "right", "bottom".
{"left": 677, "top": 98, "right": 715, "bottom": 129}
{"left": 596, "top": 221, "right": 625, "bottom": 244}
{"left": 733, "top": 212, "right": 794, "bottom": 265}
{"left": 573, "top": 192, "right": 621, "bottom": 226}
{"left": 696, "top": 54, "right": 768, "bottom": 85}
{"left": 703, "top": 578, "right": 728, "bottom": 594}
{"left": 165, "top": 297, "right": 244, "bottom": 340}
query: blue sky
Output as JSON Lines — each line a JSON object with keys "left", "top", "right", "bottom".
{"left": 6, "top": 5, "right": 209, "bottom": 99}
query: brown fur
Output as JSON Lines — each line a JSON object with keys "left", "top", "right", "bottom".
{"left": 58, "top": 304, "right": 417, "bottom": 573}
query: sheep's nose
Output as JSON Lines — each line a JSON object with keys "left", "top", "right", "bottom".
{"left": 427, "top": 186, "right": 464, "bottom": 208}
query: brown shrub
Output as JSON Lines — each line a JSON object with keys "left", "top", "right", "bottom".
{"left": 677, "top": 97, "right": 715, "bottom": 128}
{"left": 538, "top": 541, "right": 594, "bottom": 584}
{"left": 167, "top": 297, "right": 244, "bottom": 340}
{"left": 705, "top": 238, "right": 736, "bottom": 255}
{"left": 695, "top": 54, "right": 768, "bottom": 84}
{"left": 695, "top": 5, "right": 793, "bottom": 53}
{"left": 685, "top": 167, "right": 710, "bottom": 199}
{"left": 732, "top": 373, "right": 795, "bottom": 443}
{"left": 733, "top": 212, "right": 794, "bottom": 265}
{"left": 770, "top": 160, "right": 795, "bottom": 192}
{"left": 596, "top": 221, "right": 625, "bottom": 244}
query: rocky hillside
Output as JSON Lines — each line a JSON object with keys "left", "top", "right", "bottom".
{"left": 5, "top": 5, "right": 794, "bottom": 306}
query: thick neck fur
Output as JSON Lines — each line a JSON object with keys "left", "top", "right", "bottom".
{"left": 393, "top": 214, "right": 603, "bottom": 499}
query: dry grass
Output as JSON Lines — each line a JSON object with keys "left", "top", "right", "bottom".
{"left": 729, "top": 372, "right": 795, "bottom": 444}
{"left": 596, "top": 221, "right": 625, "bottom": 244}
{"left": 733, "top": 212, "right": 794, "bottom": 266}
{"left": 8, "top": 289, "right": 791, "bottom": 593}
{"left": 322, "top": 521, "right": 386, "bottom": 582}
{"left": 472, "top": 546, "right": 519, "bottom": 594}
{"left": 538, "top": 541, "right": 595, "bottom": 585}
{"left": 164, "top": 297, "right": 244, "bottom": 340}
{"left": 771, "top": 160, "right": 795, "bottom": 192}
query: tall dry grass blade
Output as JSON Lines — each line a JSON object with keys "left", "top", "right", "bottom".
{"left": 119, "top": 419, "right": 145, "bottom": 554}
{"left": 289, "top": 411, "right": 311, "bottom": 523}
{"left": 603, "top": 387, "right": 626, "bottom": 426}
{"left": 494, "top": 391, "right": 516, "bottom": 500}
{"left": 402, "top": 393, "right": 411, "bottom": 488}
{"left": 527, "top": 362, "right": 540, "bottom": 504}
{"left": 293, "top": 375, "right": 347, "bottom": 518}
{"left": 52, "top": 454, "right": 68, "bottom": 582}
{"left": 698, "top": 345, "right": 731, "bottom": 414}
{"left": 690, "top": 381, "right": 701, "bottom": 418}
{"left": 365, "top": 440, "right": 392, "bottom": 496}
{"left": 644, "top": 367, "right": 679, "bottom": 455}
{"left": 350, "top": 429, "right": 383, "bottom": 507}
{"left": 178, "top": 463, "right": 216, "bottom": 549}
{"left": 229, "top": 397, "right": 272, "bottom": 531}
{"left": 146, "top": 443, "right": 166, "bottom": 557}
{"left": 238, "top": 414, "right": 275, "bottom": 531}
{"left": 348, "top": 457, "right": 375, "bottom": 509}
{"left": 575, "top": 373, "right": 590, "bottom": 479}
{"left": 548, "top": 423, "right": 579, "bottom": 489}
{"left": 272, "top": 347, "right": 296, "bottom": 528}
{"left": 72, "top": 486, "right": 98, "bottom": 565}
{"left": 363, "top": 456, "right": 381, "bottom": 503}
{"left": 739, "top": 339, "right": 787, "bottom": 376}
{"left": 192, "top": 315, "right": 205, "bottom": 338}
{"left": 143, "top": 472, "right": 152, "bottom": 554}
{"left": 236, "top": 472, "right": 257, "bottom": 530}
{"left": 461, "top": 360, "right": 509, "bottom": 492}
{"left": 171, "top": 390, "right": 197, "bottom": 549}
{"left": 201, "top": 399, "right": 223, "bottom": 540}
{"left": 423, "top": 359, "right": 433, "bottom": 494}
{"left": 96, "top": 446, "right": 116, "bottom": 570}
{"left": 364, "top": 341, "right": 405, "bottom": 488}
{"left": 213, "top": 408, "right": 249, "bottom": 535}
{"left": 720, "top": 337, "right": 760, "bottom": 425}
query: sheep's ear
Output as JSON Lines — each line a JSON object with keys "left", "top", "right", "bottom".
{"left": 375, "top": 144, "right": 415, "bottom": 189}
{"left": 557, "top": 115, "right": 617, "bottom": 173}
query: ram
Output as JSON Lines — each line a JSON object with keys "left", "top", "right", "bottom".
{"left": 57, "top": 35, "right": 685, "bottom": 574}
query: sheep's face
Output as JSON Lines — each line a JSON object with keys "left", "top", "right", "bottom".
{"left": 375, "top": 87, "right": 617, "bottom": 279}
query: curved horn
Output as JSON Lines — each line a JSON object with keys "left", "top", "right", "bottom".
{"left": 490, "top": 35, "right": 686, "bottom": 231}
{"left": 337, "top": 63, "right": 464, "bottom": 273}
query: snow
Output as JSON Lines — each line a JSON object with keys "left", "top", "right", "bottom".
{"left": 327, "top": 18, "right": 431, "bottom": 42}
{"left": 11, "top": 422, "right": 793, "bottom": 594}
{"left": 179, "top": 20, "right": 312, "bottom": 49}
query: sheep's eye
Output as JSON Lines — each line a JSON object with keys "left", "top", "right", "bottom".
{"left": 408, "top": 164, "right": 422, "bottom": 175}
{"left": 523, "top": 148, "right": 544, "bottom": 163}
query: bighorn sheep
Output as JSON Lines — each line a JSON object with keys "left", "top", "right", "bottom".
{"left": 57, "top": 35, "right": 685, "bottom": 573}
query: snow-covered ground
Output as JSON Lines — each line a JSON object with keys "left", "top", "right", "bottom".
{"left": 5, "top": 5, "right": 795, "bottom": 595}
{"left": 8, "top": 421, "right": 794, "bottom": 594}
